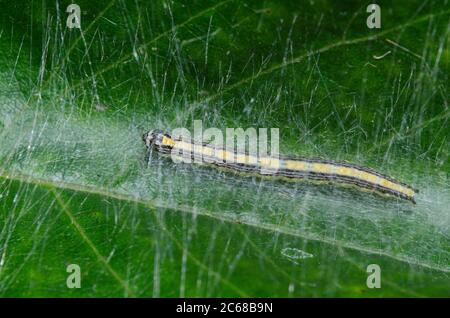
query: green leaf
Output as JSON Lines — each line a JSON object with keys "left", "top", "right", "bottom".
{"left": 0, "top": 0, "right": 449, "bottom": 297}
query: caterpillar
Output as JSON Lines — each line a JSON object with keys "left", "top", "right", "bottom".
{"left": 143, "top": 129, "right": 417, "bottom": 203}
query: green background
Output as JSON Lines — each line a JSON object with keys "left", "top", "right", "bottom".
{"left": 0, "top": 0, "right": 449, "bottom": 297}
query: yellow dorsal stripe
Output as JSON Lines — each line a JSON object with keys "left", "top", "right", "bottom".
{"left": 166, "top": 138, "right": 414, "bottom": 198}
